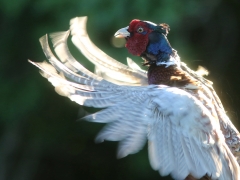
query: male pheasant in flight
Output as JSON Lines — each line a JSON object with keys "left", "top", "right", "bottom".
{"left": 29, "top": 17, "right": 240, "bottom": 180}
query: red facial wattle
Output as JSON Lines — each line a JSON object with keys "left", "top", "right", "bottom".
{"left": 126, "top": 20, "right": 152, "bottom": 56}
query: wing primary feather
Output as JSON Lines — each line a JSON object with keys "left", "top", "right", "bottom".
{"left": 49, "top": 31, "right": 105, "bottom": 82}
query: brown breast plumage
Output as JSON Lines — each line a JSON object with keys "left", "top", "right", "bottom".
{"left": 147, "top": 64, "right": 197, "bottom": 87}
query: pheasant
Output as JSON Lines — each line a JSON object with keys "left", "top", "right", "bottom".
{"left": 29, "top": 17, "right": 240, "bottom": 180}
{"left": 114, "top": 19, "right": 240, "bottom": 164}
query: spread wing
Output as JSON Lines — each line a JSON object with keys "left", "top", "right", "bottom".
{"left": 29, "top": 17, "right": 240, "bottom": 180}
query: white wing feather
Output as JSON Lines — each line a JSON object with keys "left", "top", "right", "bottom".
{"left": 29, "top": 16, "right": 240, "bottom": 180}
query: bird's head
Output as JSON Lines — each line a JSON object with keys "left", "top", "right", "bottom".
{"left": 115, "top": 19, "right": 174, "bottom": 66}
{"left": 115, "top": 19, "right": 155, "bottom": 56}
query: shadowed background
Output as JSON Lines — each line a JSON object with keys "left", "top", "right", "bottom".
{"left": 1, "top": 0, "right": 240, "bottom": 179}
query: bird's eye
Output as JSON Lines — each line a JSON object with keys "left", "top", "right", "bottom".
{"left": 137, "top": 27, "right": 144, "bottom": 33}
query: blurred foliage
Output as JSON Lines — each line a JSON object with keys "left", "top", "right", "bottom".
{"left": 1, "top": 0, "right": 240, "bottom": 179}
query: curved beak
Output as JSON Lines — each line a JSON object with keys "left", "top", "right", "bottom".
{"left": 114, "top": 26, "right": 130, "bottom": 38}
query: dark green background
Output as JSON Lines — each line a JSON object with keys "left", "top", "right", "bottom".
{"left": 1, "top": 0, "right": 240, "bottom": 179}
